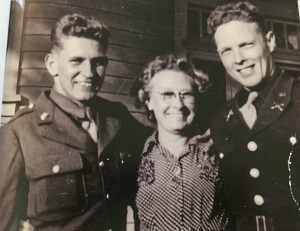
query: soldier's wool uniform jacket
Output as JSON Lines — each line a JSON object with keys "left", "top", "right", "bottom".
{"left": 211, "top": 70, "right": 300, "bottom": 223}
{"left": 0, "top": 90, "right": 148, "bottom": 231}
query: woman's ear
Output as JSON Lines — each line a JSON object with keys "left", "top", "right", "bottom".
{"left": 45, "top": 53, "right": 59, "bottom": 77}
{"left": 146, "top": 99, "right": 154, "bottom": 111}
{"left": 265, "top": 31, "right": 276, "bottom": 53}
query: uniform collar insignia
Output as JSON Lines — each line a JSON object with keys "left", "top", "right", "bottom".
{"left": 270, "top": 102, "right": 284, "bottom": 111}
{"left": 226, "top": 109, "right": 234, "bottom": 122}
{"left": 251, "top": 70, "right": 293, "bottom": 132}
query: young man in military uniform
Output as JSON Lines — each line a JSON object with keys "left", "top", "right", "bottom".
{"left": 207, "top": 1, "right": 300, "bottom": 230}
{"left": 0, "top": 13, "right": 147, "bottom": 231}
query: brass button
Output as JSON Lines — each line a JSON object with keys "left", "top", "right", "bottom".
{"left": 52, "top": 164, "right": 60, "bottom": 173}
{"left": 250, "top": 168, "right": 260, "bottom": 178}
{"left": 290, "top": 136, "right": 297, "bottom": 146}
{"left": 219, "top": 153, "right": 224, "bottom": 159}
{"left": 254, "top": 195, "right": 264, "bottom": 206}
{"left": 247, "top": 141, "right": 257, "bottom": 152}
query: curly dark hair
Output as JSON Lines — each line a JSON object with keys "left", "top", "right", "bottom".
{"left": 207, "top": 1, "right": 267, "bottom": 38}
{"left": 50, "top": 13, "right": 109, "bottom": 51}
{"left": 130, "top": 54, "right": 211, "bottom": 108}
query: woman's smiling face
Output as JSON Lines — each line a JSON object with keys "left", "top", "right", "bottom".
{"left": 147, "top": 70, "right": 196, "bottom": 135}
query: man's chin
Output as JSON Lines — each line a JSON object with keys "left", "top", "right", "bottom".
{"left": 241, "top": 79, "right": 262, "bottom": 88}
{"left": 72, "top": 93, "right": 97, "bottom": 103}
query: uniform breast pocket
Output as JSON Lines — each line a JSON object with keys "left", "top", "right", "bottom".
{"left": 26, "top": 150, "right": 88, "bottom": 221}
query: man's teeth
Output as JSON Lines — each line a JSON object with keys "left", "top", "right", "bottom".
{"left": 77, "top": 82, "right": 92, "bottom": 87}
{"left": 239, "top": 66, "right": 253, "bottom": 74}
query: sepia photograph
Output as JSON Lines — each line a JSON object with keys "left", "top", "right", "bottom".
{"left": 0, "top": 0, "right": 300, "bottom": 230}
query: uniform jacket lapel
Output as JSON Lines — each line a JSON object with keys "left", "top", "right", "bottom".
{"left": 252, "top": 70, "right": 293, "bottom": 133}
{"left": 96, "top": 110, "right": 122, "bottom": 155}
{"left": 224, "top": 70, "right": 294, "bottom": 140}
{"left": 34, "top": 91, "right": 123, "bottom": 154}
{"left": 35, "top": 92, "right": 95, "bottom": 150}
{"left": 225, "top": 99, "right": 251, "bottom": 142}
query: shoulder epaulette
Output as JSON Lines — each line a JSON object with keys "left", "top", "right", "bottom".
{"left": 7, "top": 105, "right": 35, "bottom": 124}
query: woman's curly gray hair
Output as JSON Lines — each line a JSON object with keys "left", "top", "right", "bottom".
{"left": 130, "top": 54, "right": 211, "bottom": 108}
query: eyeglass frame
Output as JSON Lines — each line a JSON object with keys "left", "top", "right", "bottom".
{"left": 149, "top": 91, "right": 196, "bottom": 104}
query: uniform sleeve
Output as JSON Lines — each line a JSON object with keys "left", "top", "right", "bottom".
{"left": 0, "top": 125, "right": 27, "bottom": 231}
{"left": 210, "top": 113, "right": 227, "bottom": 152}
{"left": 114, "top": 102, "right": 152, "bottom": 220}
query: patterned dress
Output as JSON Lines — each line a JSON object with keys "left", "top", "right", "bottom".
{"left": 136, "top": 131, "right": 228, "bottom": 231}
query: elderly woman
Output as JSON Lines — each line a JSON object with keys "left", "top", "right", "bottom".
{"left": 131, "top": 54, "right": 229, "bottom": 231}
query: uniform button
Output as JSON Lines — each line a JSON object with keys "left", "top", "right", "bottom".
{"left": 247, "top": 141, "right": 258, "bottom": 152}
{"left": 219, "top": 153, "right": 224, "bottom": 159}
{"left": 106, "top": 194, "right": 110, "bottom": 199}
{"left": 99, "top": 161, "right": 104, "bottom": 167}
{"left": 52, "top": 164, "right": 60, "bottom": 173}
{"left": 254, "top": 194, "right": 264, "bottom": 206}
{"left": 290, "top": 136, "right": 297, "bottom": 146}
{"left": 250, "top": 168, "right": 260, "bottom": 178}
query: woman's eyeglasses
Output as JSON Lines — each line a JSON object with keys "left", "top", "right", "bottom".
{"left": 151, "top": 91, "right": 195, "bottom": 104}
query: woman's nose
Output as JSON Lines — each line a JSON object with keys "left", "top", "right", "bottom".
{"left": 171, "top": 93, "right": 184, "bottom": 107}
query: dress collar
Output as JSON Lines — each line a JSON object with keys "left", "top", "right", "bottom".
{"left": 142, "top": 130, "right": 211, "bottom": 160}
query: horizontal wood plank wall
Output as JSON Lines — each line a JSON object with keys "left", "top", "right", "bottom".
{"left": 19, "top": 0, "right": 174, "bottom": 126}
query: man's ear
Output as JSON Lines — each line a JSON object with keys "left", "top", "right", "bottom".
{"left": 45, "top": 53, "right": 58, "bottom": 77}
{"left": 265, "top": 31, "right": 276, "bottom": 53}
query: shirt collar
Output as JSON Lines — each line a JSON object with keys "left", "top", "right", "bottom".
{"left": 49, "top": 89, "right": 86, "bottom": 119}
{"left": 238, "top": 66, "right": 281, "bottom": 107}
{"left": 255, "top": 66, "right": 281, "bottom": 101}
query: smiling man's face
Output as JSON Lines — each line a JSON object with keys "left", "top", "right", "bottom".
{"left": 214, "top": 20, "right": 275, "bottom": 88}
{"left": 46, "top": 36, "right": 107, "bottom": 105}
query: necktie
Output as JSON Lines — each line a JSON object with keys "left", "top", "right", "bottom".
{"left": 81, "top": 107, "right": 98, "bottom": 143}
{"left": 239, "top": 91, "right": 258, "bottom": 129}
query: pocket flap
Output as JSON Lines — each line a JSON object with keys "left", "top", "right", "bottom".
{"left": 26, "top": 150, "right": 83, "bottom": 179}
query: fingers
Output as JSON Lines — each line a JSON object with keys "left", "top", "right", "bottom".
{"left": 19, "top": 220, "right": 35, "bottom": 231}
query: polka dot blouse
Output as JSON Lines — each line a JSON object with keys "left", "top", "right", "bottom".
{"left": 136, "top": 131, "right": 228, "bottom": 231}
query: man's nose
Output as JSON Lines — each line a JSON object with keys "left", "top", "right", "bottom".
{"left": 82, "top": 61, "right": 93, "bottom": 77}
{"left": 233, "top": 49, "right": 244, "bottom": 64}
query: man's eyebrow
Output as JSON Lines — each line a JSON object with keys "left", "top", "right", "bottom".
{"left": 69, "top": 56, "right": 83, "bottom": 60}
{"left": 239, "top": 41, "right": 254, "bottom": 47}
